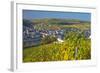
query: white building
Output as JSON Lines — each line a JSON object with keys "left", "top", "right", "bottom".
{"left": 57, "top": 38, "right": 64, "bottom": 43}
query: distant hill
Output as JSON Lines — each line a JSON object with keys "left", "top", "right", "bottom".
{"left": 23, "top": 18, "right": 90, "bottom": 30}
{"left": 31, "top": 18, "right": 90, "bottom": 25}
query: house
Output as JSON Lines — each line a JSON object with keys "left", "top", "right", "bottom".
{"left": 83, "top": 30, "right": 91, "bottom": 38}
{"left": 57, "top": 38, "right": 64, "bottom": 42}
{"left": 57, "top": 34, "right": 64, "bottom": 43}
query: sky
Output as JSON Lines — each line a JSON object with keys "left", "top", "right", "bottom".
{"left": 23, "top": 10, "right": 91, "bottom": 21}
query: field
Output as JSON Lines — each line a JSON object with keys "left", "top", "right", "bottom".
{"left": 23, "top": 18, "right": 91, "bottom": 62}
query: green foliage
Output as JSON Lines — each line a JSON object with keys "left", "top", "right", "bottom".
{"left": 41, "top": 35, "right": 57, "bottom": 44}
{"left": 23, "top": 31, "right": 91, "bottom": 62}
{"left": 23, "top": 19, "right": 91, "bottom": 62}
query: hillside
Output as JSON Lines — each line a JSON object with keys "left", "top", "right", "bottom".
{"left": 23, "top": 18, "right": 90, "bottom": 31}
{"left": 23, "top": 18, "right": 91, "bottom": 62}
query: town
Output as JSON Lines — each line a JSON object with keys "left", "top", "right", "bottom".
{"left": 23, "top": 19, "right": 91, "bottom": 48}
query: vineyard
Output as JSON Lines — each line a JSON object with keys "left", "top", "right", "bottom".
{"left": 23, "top": 19, "right": 91, "bottom": 62}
